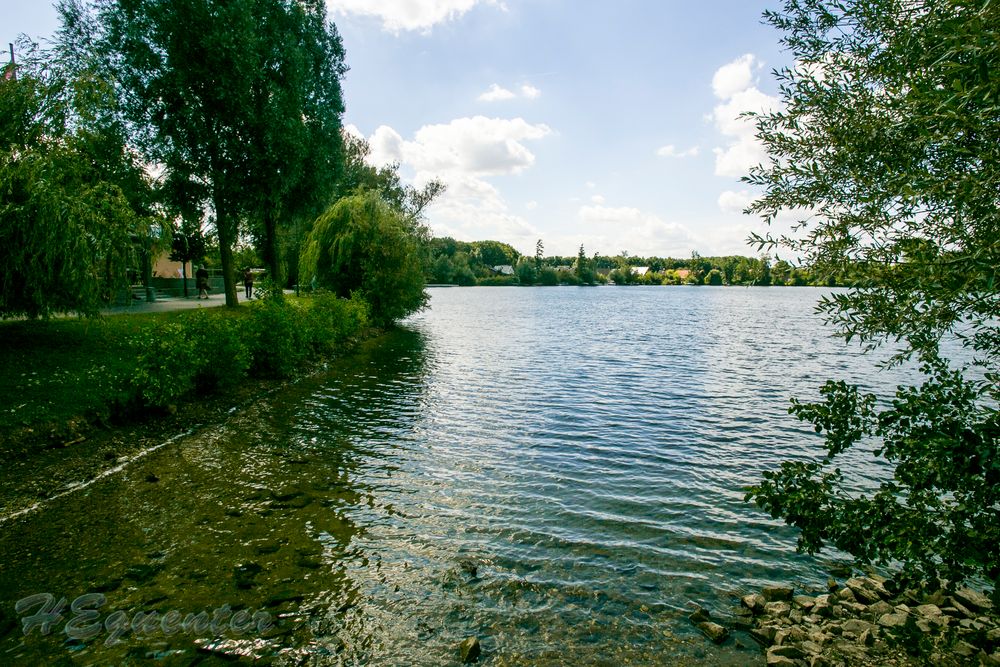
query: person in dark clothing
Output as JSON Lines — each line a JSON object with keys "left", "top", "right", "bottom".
{"left": 196, "top": 264, "right": 210, "bottom": 299}
{"left": 243, "top": 268, "right": 254, "bottom": 300}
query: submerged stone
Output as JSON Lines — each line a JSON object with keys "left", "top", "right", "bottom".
{"left": 459, "top": 636, "right": 481, "bottom": 663}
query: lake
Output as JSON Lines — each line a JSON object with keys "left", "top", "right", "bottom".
{"left": 0, "top": 287, "right": 916, "bottom": 665}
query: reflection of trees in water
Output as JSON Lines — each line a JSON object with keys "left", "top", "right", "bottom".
{"left": 274, "top": 326, "right": 433, "bottom": 662}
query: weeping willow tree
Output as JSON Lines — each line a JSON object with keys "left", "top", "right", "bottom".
{"left": 299, "top": 193, "right": 428, "bottom": 327}
{"left": 745, "top": 0, "right": 1000, "bottom": 593}
{"left": 0, "top": 39, "right": 148, "bottom": 319}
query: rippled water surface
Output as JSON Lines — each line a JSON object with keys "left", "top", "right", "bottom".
{"left": 1, "top": 287, "right": 922, "bottom": 665}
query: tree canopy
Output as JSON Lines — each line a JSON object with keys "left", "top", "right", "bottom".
{"left": 96, "top": 0, "right": 347, "bottom": 304}
{"left": 0, "top": 35, "right": 148, "bottom": 318}
{"left": 299, "top": 193, "right": 428, "bottom": 326}
{"left": 745, "top": 0, "right": 999, "bottom": 592}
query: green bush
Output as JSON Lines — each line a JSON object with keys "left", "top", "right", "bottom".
{"left": 476, "top": 276, "right": 517, "bottom": 286}
{"left": 246, "top": 298, "right": 310, "bottom": 378}
{"left": 303, "top": 293, "right": 369, "bottom": 355}
{"left": 185, "top": 310, "right": 251, "bottom": 391}
{"left": 127, "top": 322, "right": 198, "bottom": 408}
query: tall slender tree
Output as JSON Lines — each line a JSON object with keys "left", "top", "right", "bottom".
{"left": 96, "top": 0, "right": 347, "bottom": 305}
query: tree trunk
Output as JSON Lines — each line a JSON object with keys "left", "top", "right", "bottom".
{"left": 214, "top": 199, "right": 240, "bottom": 307}
{"left": 263, "top": 208, "right": 282, "bottom": 288}
{"left": 142, "top": 241, "right": 154, "bottom": 302}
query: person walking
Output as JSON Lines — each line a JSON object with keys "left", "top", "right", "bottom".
{"left": 196, "top": 264, "right": 210, "bottom": 299}
{"left": 243, "top": 268, "right": 254, "bottom": 300}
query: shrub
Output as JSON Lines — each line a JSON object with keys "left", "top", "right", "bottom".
{"left": 127, "top": 322, "right": 198, "bottom": 408}
{"left": 303, "top": 293, "right": 369, "bottom": 355}
{"left": 246, "top": 297, "right": 310, "bottom": 377}
{"left": 185, "top": 310, "right": 251, "bottom": 391}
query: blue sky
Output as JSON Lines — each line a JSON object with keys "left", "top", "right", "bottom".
{"left": 4, "top": 0, "right": 791, "bottom": 258}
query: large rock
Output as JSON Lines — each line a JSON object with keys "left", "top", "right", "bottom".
{"left": 845, "top": 577, "right": 890, "bottom": 604}
{"left": 750, "top": 624, "right": 779, "bottom": 647}
{"left": 841, "top": 619, "right": 874, "bottom": 637}
{"left": 793, "top": 595, "right": 816, "bottom": 611}
{"left": 459, "top": 637, "right": 481, "bottom": 663}
{"left": 914, "top": 603, "right": 945, "bottom": 626}
{"left": 765, "top": 652, "right": 798, "bottom": 666}
{"left": 696, "top": 621, "right": 729, "bottom": 644}
{"left": 866, "top": 600, "right": 893, "bottom": 619}
{"left": 688, "top": 607, "right": 711, "bottom": 624}
{"left": 762, "top": 586, "right": 795, "bottom": 602}
{"left": 742, "top": 593, "right": 766, "bottom": 614}
{"left": 764, "top": 602, "right": 792, "bottom": 619}
{"left": 954, "top": 587, "right": 994, "bottom": 613}
{"left": 878, "top": 611, "right": 910, "bottom": 630}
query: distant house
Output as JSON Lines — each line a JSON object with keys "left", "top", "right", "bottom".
{"left": 554, "top": 265, "right": 573, "bottom": 273}
{"left": 674, "top": 269, "right": 692, "bottom": 280}
{"left": 492, "top": 264, "right": 515, "bottom": 276}
{"left": 633, "top": 266, "right": 650, "bottom": 277}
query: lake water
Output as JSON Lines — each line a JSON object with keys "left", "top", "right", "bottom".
{"left": 0, "top": 287, "right": 918, "bottom": 665}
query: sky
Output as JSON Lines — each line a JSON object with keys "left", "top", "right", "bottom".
{"left": 3, "top": 0, "right": 792, "bottom": 259}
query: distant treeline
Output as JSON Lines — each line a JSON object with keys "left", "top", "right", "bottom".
{"left": 426, "top": 237, "right": 850, "bottom": 287}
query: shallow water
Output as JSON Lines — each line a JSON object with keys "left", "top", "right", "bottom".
{"left": 0, "top": 287, "right": 924, "bottom": 665}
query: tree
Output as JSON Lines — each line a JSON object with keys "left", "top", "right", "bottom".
{"left": 168, "top": 225, "right": 208, "bottom": 297}
{"left": 244, "top": 0, "right": 348, "bottom": 288}
{"left": 575, "top": 244, "right": 596, "bottom": 285}
{"left": 745, "top": 0, "right": 1000, "bottom": 593}
{"left": 534, "top": 239, "right": 544, "bottom": 271}
{"left": 299, "top": 193, "right": 427, "bottom": 326}
{"left": 97, "top": 0, "right": 347, "bottom": 306}
{"left": 0, "top": 35, "right": 147, "bottom": 318}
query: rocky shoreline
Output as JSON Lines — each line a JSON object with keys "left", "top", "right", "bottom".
{"left": 692, "top": 575, "right": 998, "bottom": 666}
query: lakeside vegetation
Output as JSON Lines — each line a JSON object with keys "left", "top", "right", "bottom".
{"left": 0, "top": 293, "right": 369, "bottom": 447}
{"left": 426, "top": 236, "right": 836, "bottom": 286}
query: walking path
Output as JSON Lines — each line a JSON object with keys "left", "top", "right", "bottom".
{"left": 105, "top": 289, "right": 292, "bottom": 315}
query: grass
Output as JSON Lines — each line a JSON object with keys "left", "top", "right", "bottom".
{"left": 0, "top": 310, "right": 192, "bottom": 435}
{"left": 0, "top": 294, "right": 371, "bottom": 447}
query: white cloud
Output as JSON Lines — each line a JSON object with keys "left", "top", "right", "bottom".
{"left": 656, "top": 144, "right": 700, "bottom": 158}
{"left": 478, "top": 82, "right": 542, "bottom": 102}
{"left": 712, "top": 53, "right": 759, "bottom": 99}
{"left": 576, "top": 205, "right": 697, "bottom": 257}
{"left": 478, "top": 84, "right": 516, "bottom": 102}
{"left": 525, "top": 200, "right": 538, "bottom": 210}
{"left": 585, "top": 181, "right": 596, "bottom": 189}
{"left": 354, "top": 117, "right": 550, "bottom": 247}
{"left": 520, "top": 84, "right": 541, "bottom": 99}
{"left": 710, "top": 54, "right": 780, "bottom": 178}
{"left": 368, "top": 125, "right": 405, "bottom": 165}
{"left": 326, "top": 0, "right": 502, "bottom": 33}
{"left": 590, "top": 194, "right": 606, "bottom": 204}
{"left": 717, "top": 189, "right": 757, "bottom": 214}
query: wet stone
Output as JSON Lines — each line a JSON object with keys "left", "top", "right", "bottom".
{"left": 264, "top": 590, "right": 305, "bottom": 608}
{"left": 762, "top": 586, "right": 794, "bottom": 602}
{"left": 696, "top": 621, "right": 729, "bottom": 644}
{"left": 688, "top": 607, "right": 711, "bottom": 624}
{"left": 742, "top": 593, "right": 766, "bottom": 614}
{"left": 459, "top": 636, "right": 481, "bottom": 663}
{"left": 234, "top": 562, "right": 263, "bottom": 589}
{"left": 765, "top": 602, "right": 792, "bottom": 618}
{"left": 255, "top": 541, "right": 283, "bottom": 555}
{"left": 125, "top": 563, "right": 163, "bottom": 584}
{"left": 271, "top": 487, "right": 305, "bottom": 502}
{"left": 955, "top": 588, "right": 994, "bottom": 613}
{"left": 877, "top": 611, "right": 909, "bottom": 630}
